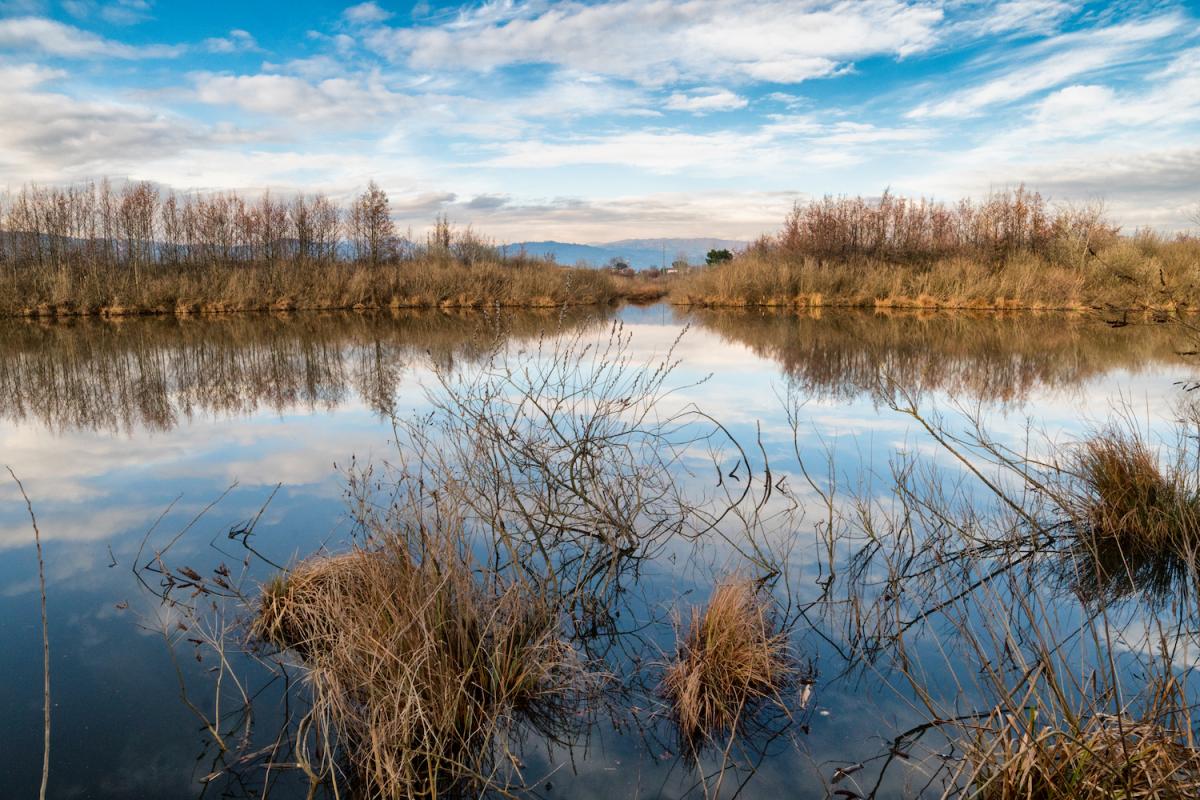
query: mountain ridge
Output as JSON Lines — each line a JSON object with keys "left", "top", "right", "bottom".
{"left": 501, "top": 237, "right": 747, "bottom": 268}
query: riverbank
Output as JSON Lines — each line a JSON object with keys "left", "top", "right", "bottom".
{"left": 670, "top": 240, "right": 1200, "bottom": 312}
{"left": 671, "top": 189, "right": 1200, "bottom": 311}
{"left": 0, "top": 259, "right": 648, "bottom": 318}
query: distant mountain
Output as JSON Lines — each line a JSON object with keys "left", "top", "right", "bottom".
{"left": 503, "top": 238, "right": 748, "bottom": 269}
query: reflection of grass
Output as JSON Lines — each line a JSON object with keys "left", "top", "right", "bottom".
{"left": 687, "top": 307, "right": 1191, "bottom": 403}
{"left": 968, "top": 708, "right": 1200, "bottom": 800}
{"left": 661, "top": 579, "right": 795, "bottom": 742}
{"left": 252, "top": 537, "right": 582, "bottom": 798}
{"left": 1062, "top": 429, "right": 1200, "bottom": 606}
{"left": 0, "top": 308, "right": 611, "bottom": 432}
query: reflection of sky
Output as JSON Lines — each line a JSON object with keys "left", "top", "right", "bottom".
{"left": 0, "top": 306, "right": 1195, "bottom": 798}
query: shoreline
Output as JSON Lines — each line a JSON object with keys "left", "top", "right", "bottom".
{"left": 0, "top": 295, "right": 1179, "bottom": 321}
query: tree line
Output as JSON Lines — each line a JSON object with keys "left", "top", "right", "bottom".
{"left": 0, "top": 179, "right": 509, "bottom": 284}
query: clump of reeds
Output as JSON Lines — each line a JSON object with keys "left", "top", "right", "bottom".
{"left": 966, "top": 707, "right": 1200, "bottom": 799}
{"left": 672, "top": 187, "right": 1200, "bottom": 310}
{"left": 661, "top": 578, "right": 795, "bottom": 741}
{"left": 1061, "top": 428, "right": 1200, "bottom": 604}
{"left": 251, "top": 534, "right": 584, "bottom": 798}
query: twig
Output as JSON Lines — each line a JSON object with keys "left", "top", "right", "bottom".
{"left": 8, "top": 466, "right": 50, "bottom": 800}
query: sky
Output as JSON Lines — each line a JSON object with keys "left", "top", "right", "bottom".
{"left": 0, "top": 0, "right": 1198, "bottom": 242}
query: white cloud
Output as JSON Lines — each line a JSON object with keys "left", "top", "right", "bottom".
{"left": 62, "top": 0, "right": 153, "bottom": 26}
{"left": 365, "top": 0, "right": 944, "bottom": 86}
{"left": 909, "top": 13, "right": 1184, "bottom": 118}
{"left": 0, "top": 15, "right": 180, "bottom": 58}
{"left": 971, "top": 0, "right": 1078, "bottom": 36}
{"left": 203, "top": 29, "right": 259, "bottom": 54}
{"left": 664, "top": 88, "right": 748, "bottom": 113}
{"left": 343, "top": 1, "right": 392, "bottom": 25}
{"left": 191, "top": 72, "right": 416, "bottom": 122}
{"left": 434, "top": 189, "right": 801, "bottom": 242}
{"left": 0, "top": 64, "right": 254, "bottom": 182}
{"left": 478, "top": 117, "right": 932, "bottom": 174}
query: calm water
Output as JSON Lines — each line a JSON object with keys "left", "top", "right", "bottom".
{"left": 0, "top": 304, "right": 1193, "bottom": 798}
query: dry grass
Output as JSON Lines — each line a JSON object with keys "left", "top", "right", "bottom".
{"left": 251, "top": 534, "right": 584, "bottom": 798}
{"left": 966, "top": 707, "right": 1200, "bottom": 799}
{"left": 661, "top": 578, "right": 795, "bottom": 741}
{"left": 1060, "top": 428, "right": 1200, "bottom": 604}
{"left": 610, "top": 274, "right": 671, "bottom": 304}
{"left": 673, "top": 191, "right": 1200, "bottom": 310}
{"left": 0, "top": 259, "right": 622, "bottom": 317}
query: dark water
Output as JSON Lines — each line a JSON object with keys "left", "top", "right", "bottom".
{"left": 0, "top": 304, "right": 1193, "bottom": 798}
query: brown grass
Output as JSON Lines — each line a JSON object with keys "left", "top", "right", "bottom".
{"left": 673, "top": 191, "right": 1200, "bottom": 311}
{"left": 1060, "top": 428, "right": 1200, "bottom": 605}
{"left": 967, "top": 707, "right": 1200, "bottom": 799}
{"left": 661, "top": 578, "right": 795, "bottom": 741}
{"left": 0, "top": 259, "right": 624, "bottom": 318}
{"left": 251, "top": 534, "right": 584, "bottom": 798}
{"left": 610, "top": 274, "right": 671, "bottom": 304}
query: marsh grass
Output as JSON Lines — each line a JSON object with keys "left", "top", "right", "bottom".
{"left": 0, "top": 259, "right": 623, "bottom": 318}
{"left": 661, "top": 578, "right": 796, "bottom": 742}
{"left": 0, "top": 180, "right": 634, "bottom": 316}
{"left": 674, "top": 190, "right": 1200, "bottom": 310}
{"left": 1060, "top": 427, "right": 1200, "bottom": 605}
{"left": 965, "top": 707, "right": 1200, "bottom": 800}
{"left": 252, "top": 535, "right": 587, "bottom": 798}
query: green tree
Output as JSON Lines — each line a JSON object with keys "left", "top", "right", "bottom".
{"left": 705, "top": 248, "right": 733, "bottom": 265}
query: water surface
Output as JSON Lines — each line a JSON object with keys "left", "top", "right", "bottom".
{"left": 1, "top": 304, "right": 1193, "bottom": 798}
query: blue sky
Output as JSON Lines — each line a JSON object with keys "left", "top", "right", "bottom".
{"left": 0, "top": 0, "right": 1198, "bottom": 242}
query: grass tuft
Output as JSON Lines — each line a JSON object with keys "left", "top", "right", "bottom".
{"left": 661, "top": 578, "right": 795, "bottom": 742}
{"left": 968, "top": 708, "right": 1200, "bottom": 800}
{"left": 1062, "top": 428, "right": 1200, "bottom": 604}
{"left": 251, "top": 536, "right": 583, "bottom": 798}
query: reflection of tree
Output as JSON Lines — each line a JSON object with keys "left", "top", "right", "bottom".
{"left": 0, "top": 309, "right": 610, "bottom": 433}
{"left": 686, "top": 308, "right": 1192, "bottom": 403}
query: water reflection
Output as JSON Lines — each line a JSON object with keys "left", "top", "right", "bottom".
{"left": 2, "top": 305, "right": 1195, "bottom": 799}
{"left": 2, "top": 309, "right": 1190, "bottom": 436}
{"left": 0, "top": 309, "right": 610, "bottom": 433}
{"left": 684, "top": 308, "right": 1192, "bottom": 402}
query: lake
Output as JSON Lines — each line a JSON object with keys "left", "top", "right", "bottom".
{"left": 1, "top": 303, "right": 1194, "bottom": 798}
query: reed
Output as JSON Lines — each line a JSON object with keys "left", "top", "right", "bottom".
{"left": 966, "top": 703, "right": 1200, "bottom": 800}
{"left": 661, "top": 578, "right": 795, "bottom": 741}
{"left": 674, "top": 189, "right": 1200, "bottom": 310}
{"left": 252, "top": 533, "right": 584, "bottom": 798}
{"left": 1058, "top": 427, "right": 1200, "bottom": 605}
{"left": 0, "top": 180, "right": 632, "bottom": 316}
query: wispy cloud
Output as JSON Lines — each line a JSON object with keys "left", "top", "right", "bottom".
{"left": 362, "top": 0, "right": 945, "bottom": 86}
{"left": 664, "top": 88, "right": 748, "bottom": 113}
{"left": 909, "top": 12, "right": 1184, "bottom": 118}
{"left": 1, "top": 0, "right": 1198, "bottom": 235}
{"left": 203, "top": 29, "right": 259, "bottom": 54}
{"left": 0, "top": 15, "right": 180, "bottom": 58}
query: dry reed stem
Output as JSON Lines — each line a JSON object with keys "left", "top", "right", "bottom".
{"left": 966, "top": 709, "right": 1200, "bottom": 799}
{"left": 7, "top": 466, "right": 50, "bottom": 800}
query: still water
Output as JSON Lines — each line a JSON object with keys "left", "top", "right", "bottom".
{"left": 0, "top": 304, "right": 1192, "bottom": 798}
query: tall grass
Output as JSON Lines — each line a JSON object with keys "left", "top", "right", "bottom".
{"left": 0, "top": 180, "right": 625, "bottom": 316}
{"left": 252, "top": 535, "right": 585, "bottom": 798}
{"left": 799, "top": 386, "right": 1200, "bottom": 797}
{"left": 675, "top": 188, "right": 1200, "bottom": 310}
{"left": 966, "top": 698, "right": 1200, "bottom": 799}
{"left": 661, "top": 578, "right": 796, "bottom": 742}
{"left": 1059, "top": 426, "right": 1200, "bottom": 606}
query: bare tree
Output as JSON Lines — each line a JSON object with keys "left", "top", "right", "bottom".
{"left": 349, "top": 180, "right": 395, "bottom": 266}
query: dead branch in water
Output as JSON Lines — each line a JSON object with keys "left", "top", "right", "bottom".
{"left": 7, "top": 466, "right": 50, "bottom": 800}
